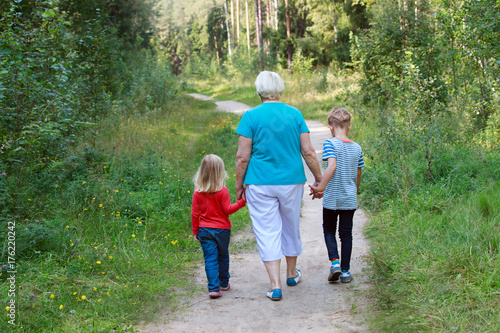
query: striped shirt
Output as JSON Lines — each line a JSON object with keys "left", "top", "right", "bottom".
{"left": 322, "top": 138, "right": 365, "bottom": 210}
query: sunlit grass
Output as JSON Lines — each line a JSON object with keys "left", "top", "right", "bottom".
{"left": 367, "top": 184, "right": 500, "bottom": 332}
{"left": 0, "top": 96, "right": 250, "bottom": 332}
{"left": 181, "top": 69, "right": 500, "bottom": 332}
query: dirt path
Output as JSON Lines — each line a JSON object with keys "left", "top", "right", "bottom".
{"left": 138, "top": 96, "right": 372, "bottom": 332}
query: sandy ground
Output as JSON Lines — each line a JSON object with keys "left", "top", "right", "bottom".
{"left": 138, "top": 95, "right": 373, "bottom": 333}
{"left": 188, "top": 93, "right": 250, "bottom": 115}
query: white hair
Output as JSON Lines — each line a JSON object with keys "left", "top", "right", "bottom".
{"left": 255, "top": 71, "right": 285, "bottom": 100}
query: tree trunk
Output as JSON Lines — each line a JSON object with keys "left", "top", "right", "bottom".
{"left": 237, "top": 0, "right": 241, "bottom": 45}
{"left": 267, "top": 1, "right": 271, "bottom": 27}
{"left": 333, "top": 11, "right": 338, "bottom": 44}
{"left": 224, "top": 0, "right": 232, "bottom": 57}
{"left": 398, "top": 0, "right": 403, "bottom": 30}
{"left": 274, "top": 0, "right": 278, "bottom": 31}
{"left": 214, "top": 28, "right": 220, "bottom": 65}
{"left": 285, "top": 0, "right": 292, "bottom": 68}
{"left": 246, "top": 0, "right": 251, "bottom": 58}
{"left": 231, "top": 0, "right": 235, "bottom": 48}
{"left": 255, "top": 0, "right": 263, "bottom": 51}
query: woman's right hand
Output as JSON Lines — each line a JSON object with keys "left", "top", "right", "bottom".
{"left": 236, "top": 184, "right": 246, "bottom": 200}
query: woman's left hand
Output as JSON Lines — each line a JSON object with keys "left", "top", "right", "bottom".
{"left": 309, "top": 182, "right": 324, "bottom": 199}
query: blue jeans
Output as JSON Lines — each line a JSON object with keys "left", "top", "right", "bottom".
{"left": 323, "top": 208, "right": 355, "bottom": 271}
{"left": 198, "top": 227, "right": 231, "bottom": 292}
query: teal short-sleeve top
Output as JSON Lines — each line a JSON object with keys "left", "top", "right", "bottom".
{"left": 236, "top": 102, "right": 309, "bottom": 185}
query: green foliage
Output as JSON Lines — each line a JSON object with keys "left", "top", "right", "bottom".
{"left": 366, "top": 184, "right": 500, "bottom": 332}
{"left": 0, "top": 93, "right": 247, "bottom": 332}
{"left": 120, "top": 51, "right": 179, "bottom": 116}
{"left": 290, "top": 48, "right": 315, "bottom": 73}
{"left": 207, "top": 3, "right": 228, "bottom": 62}
{"left": 300, "top": 0, "right": 369, "bottom": 66}
{"left": 0, "top": 1, "right": 122, "bottom": 173}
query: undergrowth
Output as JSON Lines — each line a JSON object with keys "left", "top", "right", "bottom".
{"left": 0, "top": 96, "right": 248, "bottom": 332}
{"left": 184, "top": 69, "right": 500, "bottom": 332}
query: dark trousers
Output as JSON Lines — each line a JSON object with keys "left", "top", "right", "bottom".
{"left": 322, "top": 208, "right": 355, "bottom": 271}
{"left": 198, "top": 227, "right": 231, "bottom": 292}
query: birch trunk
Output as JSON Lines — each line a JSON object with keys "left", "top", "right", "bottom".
{"left": 246, "top": 0, "right": 251, "bottom": 57}
{"left": 285, "top": 0, "right": 292, "bottom": 68}
{"left": 237, "top": 0, "right": 240, "bottom": 45}
{"left": 231, "top": 0, "right": 235, "bottom": 47}
{"left": 255, "top": 0, "right": 263, "bottom": 50}
{"left": 224, "top": 0, "right": 232, "bottom": 57}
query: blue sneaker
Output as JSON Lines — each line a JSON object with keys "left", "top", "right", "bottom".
{"left": 340, "top": 271, "right": 353, "bottom": 283}
{"left": 328, "top": 263, "right": 341, "bottom": 282}
{"left": 266, "top": 288, "right": 282, "bottom": 301}
{"left": 286, "top": 268, "right": 302, "bottom": 286}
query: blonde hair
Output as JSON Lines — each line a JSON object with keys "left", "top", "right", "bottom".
{"left": 328, "top": 107, "right": 351, "bottom": 129}
{"left": 193, "top": 154, "right": 227, "bottom": 193}
{"left": 255, "top": 71, "right": 285, "bottom": 100}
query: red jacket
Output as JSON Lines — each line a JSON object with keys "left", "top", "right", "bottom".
{"left": 191, "top": 186, "right": 246, "bottom": 235}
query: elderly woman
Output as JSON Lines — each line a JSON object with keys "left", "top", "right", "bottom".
{"left": 235, "top": 71, "right": 322, "bottom": 301}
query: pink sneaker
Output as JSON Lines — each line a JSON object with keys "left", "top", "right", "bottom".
{"left": 220, "top": 283, "right": 230, "bottom": 291}
{"left": 208, "top": 291, "right": 222, "bottom": 298}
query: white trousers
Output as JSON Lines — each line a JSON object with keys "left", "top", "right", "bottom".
{"left": 246, "top": 184, "right": 304, "bottom": 262}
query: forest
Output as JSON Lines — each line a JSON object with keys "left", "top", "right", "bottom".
{"left": 0, "top": 0, "right": 499, "bottom": 331}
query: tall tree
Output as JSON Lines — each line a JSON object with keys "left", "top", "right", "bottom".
{"left": 207, "top": 4, "right": 227, "bottom": 64}
{"left": 255, "top": 0, "right": 263, "bottom": 50}
{"left": 246, "top": 0, "right": 251, "bottom": 57}
{"left": 231, "top": 0, "right": 235, "bottom": 48}
{"left": 302, "top": 0, "right": 369, "bottom": 65}
{"left": 285, "top": 0, "right": 292, "bottom": 68}
{"left": 237, "top": 0, "right": 241, "bottom": 45}
{"left": 274, "top": 0, "right": 278, "bottom": 31}
{"left": 224, "top": 0, "right": 232, "bottom": 56}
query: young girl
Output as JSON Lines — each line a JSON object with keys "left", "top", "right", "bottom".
{"left": 191, "top": 154, "right": 246, "bottom": 298}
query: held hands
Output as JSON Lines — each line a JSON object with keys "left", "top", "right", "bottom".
{"left": 309, "top": 182, "right": 324, "bottom": 200}
{"left": 236, "top": 185, "right": 246, "bottom": 201}
{"left": 194, "top": 234, "right": 200, "bottom": 243}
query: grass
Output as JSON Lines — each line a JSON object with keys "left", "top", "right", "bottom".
{"left": 0, "top": 96, "right": 250, "bottom": 332}
{"left": 4, "top": 64, "right": 498, "bottom": 332}
{"left": 367, "top": 184, "right": 500, "bottom": 332}
{"left": 183, "top": 69, "right": 500, "bottom": 332}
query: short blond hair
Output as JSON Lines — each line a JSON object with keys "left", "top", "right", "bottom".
{"left": 328, "top": 107, "right": 351, "bottom": 129}
{"left": 193, "top": 154, "right": 227, "bottom": 193}
{"left": 255, "top": 71, "right": 285, "bottom": 100}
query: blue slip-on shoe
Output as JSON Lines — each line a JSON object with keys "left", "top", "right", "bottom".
{"left": 266, "top": 288, "right": 282, "bottom": 301}
{"left": 340, "top": 271, "right": 353, "bottom": 283}
{"left": 328, "top": 263, "right": 341, "bottom": 282}
{"left": 286, "top": 268, "right": 302, "bottom": 286}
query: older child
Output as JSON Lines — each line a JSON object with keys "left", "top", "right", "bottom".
{"left": 309, "top": 107, "right": 364, "bottom": 283}
{"left": 191, "top": 154, "right": 246, "bottom": 298}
